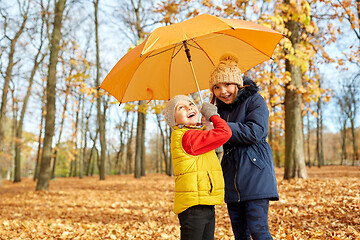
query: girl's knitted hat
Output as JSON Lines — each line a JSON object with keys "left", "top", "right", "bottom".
{"left": 209, "top": 53, "right": 243, "bottom": 91}
{"left": 163, "top": 95, "right": 195, "bottom": 127}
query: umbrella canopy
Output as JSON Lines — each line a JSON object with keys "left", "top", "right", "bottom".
{"left": 100, "top": 14, "right": 283, "bottom": 103}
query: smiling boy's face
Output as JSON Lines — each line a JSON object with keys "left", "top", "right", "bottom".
{"left": 174, "top": 100, "right": 199, "bottom": 126}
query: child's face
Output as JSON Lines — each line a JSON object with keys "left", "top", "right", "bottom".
{"left": 213, "top": 83, "right": 238, "bottom": 104}
{"left": 174, "top": 100, "right": 199, "bottom": 126}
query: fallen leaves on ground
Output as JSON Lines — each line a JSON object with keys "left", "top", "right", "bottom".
{"left": 0, "top": 165, "right": 359, "bottom": 239}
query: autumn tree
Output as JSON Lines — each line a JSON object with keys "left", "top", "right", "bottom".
{"left": 153, "top": 101, "right": 172, "bottom": 175}
{"left": 337, "top": 73, "right": 359, "bottom": 165}
{"left": 13, "top": 1, "right": 48, "bottom": 182}
{"left": 33, "top": 81, "right": 47, "bottom": 181}
{"left": 0, "top": 0, "right": 30, "bottom": 185}
{"left": 93, "top": 0, "right": 107, "bottom": 180}
{"left": 110, "top": 0, "right": 156, "bottom": 178}
{"left": 36, "top": 0, "right": 66, "bottom": 191}
{"left": 279, "top": 0, "right": 308, "bottom": 179}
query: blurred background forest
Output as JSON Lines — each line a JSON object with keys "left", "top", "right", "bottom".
{"left": 0, "top": 0, "right": 359, "bottom": 189}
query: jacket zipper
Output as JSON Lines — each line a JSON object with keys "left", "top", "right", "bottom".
{"left": 226, "top": 112, "right": 241, "bottom": 202}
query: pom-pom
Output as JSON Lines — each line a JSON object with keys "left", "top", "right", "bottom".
{"left": 219, "top": 53, "right": 238, "bottom": 64}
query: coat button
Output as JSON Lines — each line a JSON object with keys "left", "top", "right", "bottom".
{"left": 253, "top": 158, "right": 256, "bottom": 161}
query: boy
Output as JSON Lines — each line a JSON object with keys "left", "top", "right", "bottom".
{"left": 163, "top": 95, "right": 232, "bottom": 240}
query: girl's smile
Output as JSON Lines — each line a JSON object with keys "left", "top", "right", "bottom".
{"left": 213, "top": 83, "right": 238, "bottom": 104}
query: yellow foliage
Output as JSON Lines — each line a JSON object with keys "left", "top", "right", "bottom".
{"left": 138, "top": 103, "right": 149, "bottom": 114}
{"left": 124, "top": 103, "right": 136, "bottom": 112}
{"left": 153, "top": 104, "right": 165, "bottom": 115}
{"left": 109, "top": 101, "right": 121, "bottom": 105}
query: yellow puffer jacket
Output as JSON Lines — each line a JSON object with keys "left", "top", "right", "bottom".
{"left": 171, "top": 127, "right": 225, "bottom": 214}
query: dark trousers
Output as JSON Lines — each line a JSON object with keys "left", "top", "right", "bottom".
{"left": 227, "top": 199, "right": 273, "bottom": 240}
{"left": 178, "top": 205, "right": 215, "bottom": 240}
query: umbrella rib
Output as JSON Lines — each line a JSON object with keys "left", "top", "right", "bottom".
{"left": 147, "top": 44, "right": 181, "bottom": 58}
{"left": 168, "top": 45, "right": 177, "bottom": 100}
{"left": 185, "top": 42, "right": 202, "bottom": 51}
{"left": 172, "top": 44, "right": 184, "bottom": 59}
{"left": 190, "top": 39, "right": 216, "bottom": 67}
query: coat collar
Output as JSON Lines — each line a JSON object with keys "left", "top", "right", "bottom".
{"left": 216, "top": 77, "right": 259, "bottom": 110}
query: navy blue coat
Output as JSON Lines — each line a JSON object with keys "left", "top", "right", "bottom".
{"left": 216, "top": 78, "right": 279, "bottom": 203}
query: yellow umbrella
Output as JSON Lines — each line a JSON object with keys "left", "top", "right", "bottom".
{"left": 100, "top": 14, "right": 283, "bottom": 103}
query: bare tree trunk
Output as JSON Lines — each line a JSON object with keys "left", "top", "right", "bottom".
{"left": 135, "top": 103, "right": 143, "bottom": 178}
{"left": 126, "top": 116, "right": 135, "bottom": 174}
{"left": 79, "top": 93, "right": 85, "bottom": 179}
{"left": 93, "top": 0, "right": 106, "bottom": 181}
{"left": 349, "top": 75, "right": 359, "bottom": 166}
{"left": 86, "top": 130, "right": 98, "bottom": 176}
{"left": 166, "top": 127, "right": 173, "bottom": 176}
{"left": 14, "top": 7, "right": 47, "bottom": 182}
{"left": 350, "top": 118, "right": 358, "bottom": 166}
{"left": 36, "top": 0, "right": 66, "bottom": 191}
{"left": 115, "top": 111, "right": 128, "bottom": 174}
{"left": 71, "top": 95, "right": 81, "bottom": 177}
{"left": 316, "top": 95, "right": 324, "bottom": 167}
{"left": 14, "top": 50, "right": 46, "bottom": 182}
{"left": 306, "top": 112, "right": 311, "bottom": 167}
{"left": 51, "top": 83, "right": 70, "bottom": 179}
{"left": 155, "top": 111, "right": 169, "bottom": 175}
{"left": 34, "top": 91, "right": 46, "bottom": 181}
{"left": 118, "top": 0, "right": 147, "bottom": 178}
{"left": 140, "top": 108, "right": 146, "bottom": 177}
{"left": 82, "top": 105, "right": 92, "bottom": 176}
{"left": 340, "top": 119, "right": 347, "bottom": 165}
{"left": 92, "top": 147, "right": 99, "bottom": 176}
{"left": 11, "top": 88, "right": 18, "bottom": 181}
{"left": 283, "top": 6, "right": 308, "bottom": 179}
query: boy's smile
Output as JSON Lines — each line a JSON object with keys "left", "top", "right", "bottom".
{"left": 174, "top": 100, "right": 199, "bottom": 126}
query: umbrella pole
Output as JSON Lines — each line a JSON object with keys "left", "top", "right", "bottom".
{"left": 189, "top": 61, "right": 203, "bottom": 104}
{"left": 183, "top": 41, "right": 203, "bottom": 104}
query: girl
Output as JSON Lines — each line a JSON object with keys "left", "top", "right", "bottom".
{"left": 209, "top": 54, "right": 279, "bottom": 240}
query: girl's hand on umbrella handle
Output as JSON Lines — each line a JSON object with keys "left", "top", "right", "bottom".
{"left": 201, "top": 102, "right": 219, "bottom": 121}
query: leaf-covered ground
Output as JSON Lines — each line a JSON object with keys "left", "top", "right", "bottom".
{"left": 1, "top": 166, "right": 359, "bottom": 239}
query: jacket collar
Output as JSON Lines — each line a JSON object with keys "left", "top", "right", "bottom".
{"left": 216, "top": 77, "right": 259, "bottom": 110}
{"left": 174, "top": 123, "right": 205, "bottom": 130}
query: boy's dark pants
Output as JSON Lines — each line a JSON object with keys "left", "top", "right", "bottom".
{"left": 178, "top": 205, "right": 215, "bottom": 240}
{"left": 227, "top": 199, "right": 273, "bottom": 240}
